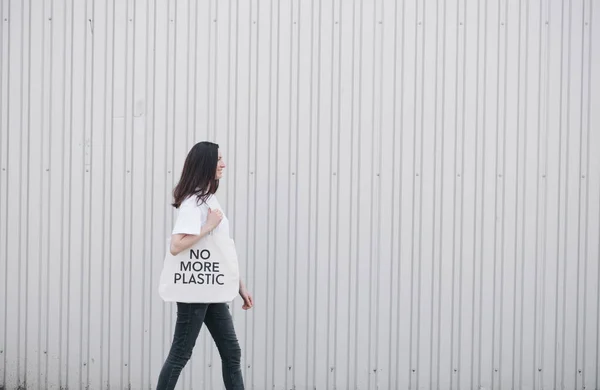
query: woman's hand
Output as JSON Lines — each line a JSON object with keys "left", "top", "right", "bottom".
{"left": 239, "top": 280, "right": 253, "bottom": 310}
{"left": 206, "top": 208, "right": 223, "bottom": 231}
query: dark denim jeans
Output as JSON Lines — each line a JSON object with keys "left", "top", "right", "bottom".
{"left": 156, "top": 302, "right": 244, "bottom": 390}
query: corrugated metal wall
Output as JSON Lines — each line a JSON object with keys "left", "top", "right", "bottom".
{"left": 1, "top": 0, "right": 599, "bottom": 389}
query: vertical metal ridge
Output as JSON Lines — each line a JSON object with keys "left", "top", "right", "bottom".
{"left": 186, "top": 0, "right": 192, "bottom": 150}
{"left": 367, "top": 0, "right": 376, "bottom": 385}
{"left": 306, "top": 0, "right": 314, "bottom": 385}
{"left": 595, "top": 0, "right": 600, "bottom": 373}
{"left": 511, "top": 0, "right": 524, "bottom": 388}
{"left": 205, "top": 0, "right": 212, "bottom": 140}
{"left": 120, "top": 0, "right": 131, "bottom": 386}
{"left": 170, "top": 0, "right": 176, "bottom": 191}
{"left": 452, "top": 0, "right": 462, "bottom": 384}
{"left": 84, "top": 0, "right": 95, "bottom": 386}
{"left": 58, "top": 1, "right": 69, "bottom": 386}
{"left": 39, "top": 0, "right": 49, "bottom": 386}
{"left": 582, "top": 2, "right": 594, "bottom": 387}
{"left": 168, "top": 0, "right": 176, "bottom": 382}
{"left": 450, "top": 0, "right": 460, "bottom": 385}
{"left": 128, "top": 0, "right": 136, "bottom": 385}
{"left": 106, "top": 0, "right": 118, "bottom": 386}
{"left": 100, "top": 0, "right": 115, "bottom": 386}
{"left": 560, "top": 0, "right": 573, "bottom": 386}
{"left": 492, "top": 1, "right": 508, "bottom": 386}
{"left": 23, "top": 0, "right": 31, "bottom": 382}
{"left": 325, "top": 0, "right": 336, "bottom": 388}
{"left": 535, "top": 0, "right": 551, "bottom": 388}
{"left": 409, "top": 0, "right": 419, "bottom": 387}
{"left": 159, "top": 0, "right": 166, "bottom": 373}
{"left": 284, "top": 1, "right": 294, "bottom": 389}
{"left": 231, "top": 0, "right": 239, "bottom": 240}
{"left": 16, "top": 0, "right": 24, "bottom": 383}
{"left": 148, "top": 0, "right": 157, "bottom": 386}
{"left": 293, "top": 2, "right": 300, "bottom": 386}
{"left": 66, "top": 0, "right": 76, "bottom": 384}
{"left": 432, "top": 0, "right": 444, "bottom": 386}
{"left": 584, "top": 4, "right": 597, "bottom": 387}
{"left": 553, "top": 0, "right": 566, "bottom": 386}
{"left": 390, "top": 1, "right": 403, "bottom": 388}
{"left": 99, "top": 0, "right": 108, "bottom": 385}
{"left": 144, "top": 1, "right": 156, "bottom": 385}
{"left": 375, "top": 0, "right": 384, "bottom": 386}
{"left": 225, "top": 0, "right": 233, "bottom": 218}
{"left": 417, "top": 0, "right": 426, "bottom": 387}
{"left": 46, "top": 1, "right": 54, "bottom": 388}
{"left": 388, "top": 0, "right": 397, "bottom": 386}
{"left": 457, "top": 0, "right": 468, "bottom": 386}
{"left": 499, "top": 0, "right": 510, "bottom": 385}
{"left": 430, "top": 0, "right": 438, "bottom": 385}
{"left": 368, "top": 0, "right": 378, "bottom": 386}
{"left": 192, "top": 0, "right": 199, "bottom": 141}
{"left": 490, "top": 1, "right": 502, "bottom": 387}
{"left": 251, "top": 0, "right": 260, "bottom": 385}
{"left": 540, "top": 0, "right": 551, "bottom": 384}
{"left": 272, "top": 0, "right": 282, "bottom": 383}
{"left": 582, "top": 0, "right": 592, "bottom": 385}
{"left": 346, "top": 0, "right": 356, "bottom": 384}
{"left": 353, "top": 0, "right": 363, "bottom": 387}
{"left": 159, "top": 0, "right": 166, "bottom": 370}
{"left": 394, "top": 0, "right": 406, "bottom": 383}
{"left": 469, "top": 0, "right": 481, "bottom": 385}
{"left": 575, "top": 2, "right": 589, "bottom": 388}
{"left": 140, "top": 0, "right": 149, "bottom": 386}
{"left": 37, "top": 1, "right": 45, "bottom": 386}
{"left": 0, "top": 0, "right": 7, "bottom": 385}
{"left": 265, "top": 0, "right": 274, "bottom": 385}
{"left": 159, "top": 0, "right": 173, "bottom": 380}
{"left": 419, "top": 1, "right": 429, "bottom": 387}
{"left": 79, "top": 0, "right": 88, "bottom": 385}
{"left": 532, "top": 2, "right": 545, "bottom": 388}
{"left": 44, "top": 1, "right": 55, "bottom": 387}
{"left": 225, "top": 0, "right": 232, "bottom": 216}
{"left": 312, "top": 0, "right": 322, "bottom": 381}
{"left": 313, "top": 0, "right": 323, "bottom": 383}
{"left": 0, "top": 4, "right": 3, "bottom": 386}
{"left": 66, "top": 5, "right": 81, "bottom": 386}
{"left": 517, "top": 2, "right": 530, "bottom": 389}
{"left": 333, "top": 1, "right": 342, "bottom": 388}
{"left": 283, "top": 0, "right": 291, "bottom": 383}
{"left": 212, "top": 0, "right": 219, "bottom": 142}
{"left": 477, "top": 0, "right": 489, "bottom": 386}
{"left": 242, "top": 0, "right": 251, "bottom": 382}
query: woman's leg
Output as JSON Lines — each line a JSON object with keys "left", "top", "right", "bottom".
{"left": 204, "top": 303, "right": 244, "bottom": 390}
{"left": 156, "top": 302, "right": 209, "bottom": 390}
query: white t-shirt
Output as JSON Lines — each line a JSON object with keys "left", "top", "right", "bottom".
{"left": 172, "top": 194, "right": 230, "bottom": 238}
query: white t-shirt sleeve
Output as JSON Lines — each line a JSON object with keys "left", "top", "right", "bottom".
{"left": 171, "top": 197, "right": 208, "bottom": 235}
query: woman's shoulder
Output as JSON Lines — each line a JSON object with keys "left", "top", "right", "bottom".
{"left": 179, "top": 194, "right": 221, "bottom": 213}
{"left": 180, "top": 195, "right": 209, "bottom": 209}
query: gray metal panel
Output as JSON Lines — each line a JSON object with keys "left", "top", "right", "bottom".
{"left": 1, "top": 0, "right": 599, "bottom": 389}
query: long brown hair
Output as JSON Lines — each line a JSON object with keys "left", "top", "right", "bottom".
{"left": 172, "top": 141, "right": 220, "bottom": 208}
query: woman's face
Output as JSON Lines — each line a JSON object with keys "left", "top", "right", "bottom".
{"left": 215, "top": 149, "right": 226, "bottom": 180}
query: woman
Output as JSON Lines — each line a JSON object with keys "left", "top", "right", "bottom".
{"left": 157, "top": 141, "right": 253, "bottom": 390}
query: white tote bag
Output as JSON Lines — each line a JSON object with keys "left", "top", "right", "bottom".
{"left": 158, "top": 232, "right": 240, "bottom": 303}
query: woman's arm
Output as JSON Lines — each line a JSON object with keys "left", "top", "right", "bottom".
{"left": 169, "top": 208, "right": 223, "bottom": 255}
